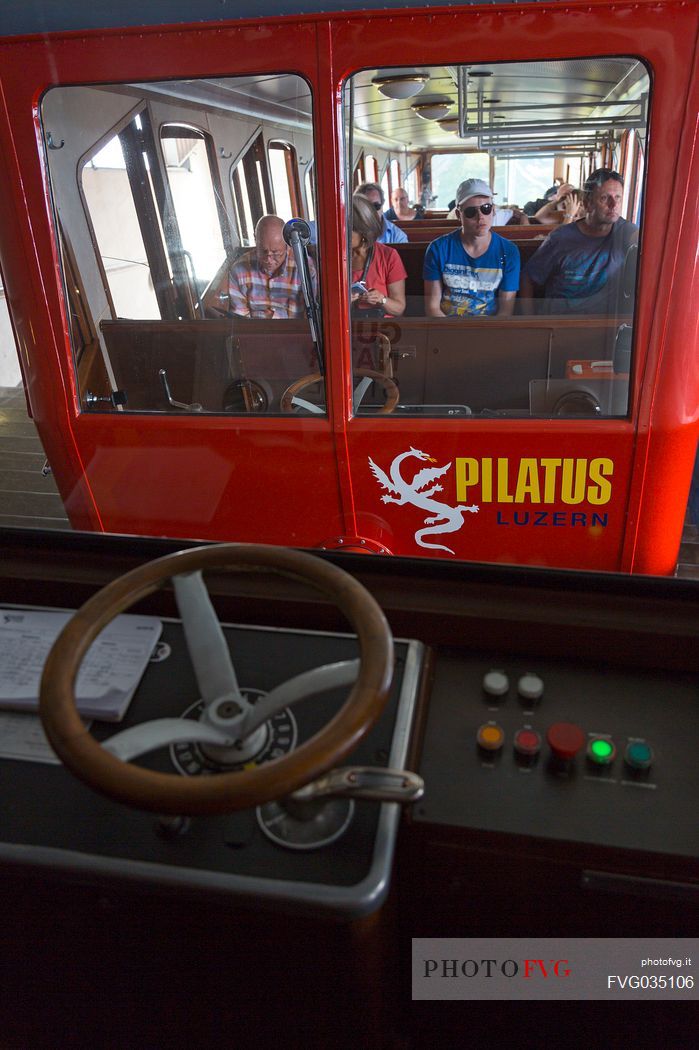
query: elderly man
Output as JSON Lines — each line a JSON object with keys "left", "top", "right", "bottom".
{"left": 354, "top": 182, "right": 407, "bottom": 243}
{"left": 423, "top": 178, "right": 520, "bottom": 317}
{"left": 228, "top": 214, "right": 315, "bottom": 318}
{"left": 520, "top": 169, "right": 638, "bottom": 314}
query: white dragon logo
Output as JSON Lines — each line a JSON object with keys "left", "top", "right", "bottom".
{"left": 368, "top": 447, "right": 479, "bottom": 555}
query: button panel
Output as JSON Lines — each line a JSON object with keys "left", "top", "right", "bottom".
{"left": 475, "top": 667, "right": 655, "bottom": 779}
{"left": 415, "top": 651, "right": 697, "bottom": 859}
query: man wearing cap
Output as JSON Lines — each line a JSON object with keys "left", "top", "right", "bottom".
{"left": 520, "top": 169, "right": 638, "bottom": 314}
{"left": 423, "top": 179, "right": 520, "bottom": 317}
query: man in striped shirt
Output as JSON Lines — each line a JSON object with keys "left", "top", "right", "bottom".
{"left": 228, "top": 215, "right": 315, "bottom": 319}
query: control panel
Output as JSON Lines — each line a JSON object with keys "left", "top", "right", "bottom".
{"left": 414, "top": 649, "right": 699, "bottom": 861}
{"left": 0, "top": 618, "right": 423, "bottom": 918}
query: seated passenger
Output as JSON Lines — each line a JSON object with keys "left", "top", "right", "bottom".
{"left": 228, "top": 214, "right": 316, "bottom": 318}
{"left": 384, "top": 187, "right": 426, "bottom": 222}
{"left": 423, "top": 179, "right": 520, "bottom": 317}
{"left": 351, "top": 194, "right": 407, "bottom": 317}
{"left": 523, "top": 182, "right": 561, "bottom": 216}
{"left": 354, "top": 183, "right": 407, "bottom": 243}
{"left": 520, "top": 169, "right": 638, "bottom": 314}
{"left": 531, "top": 183, "right": 582, "bottom": 225}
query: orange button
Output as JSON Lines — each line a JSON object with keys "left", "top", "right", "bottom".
{"left": 477, "top": 723, "right": 505, "bottom": 751}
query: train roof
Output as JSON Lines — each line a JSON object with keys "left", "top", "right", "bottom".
{"left": 0, "top": 0, "right": 593, "bottom": 38}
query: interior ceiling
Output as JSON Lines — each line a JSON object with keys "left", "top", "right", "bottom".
{"left": 351, "top": 59, "right": 647, "bottom": 152}
{"left": 126, "top": 57, "right": 646, "bottom": 152}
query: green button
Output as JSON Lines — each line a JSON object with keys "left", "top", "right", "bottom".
{"left": 587, "top": 737, "right": 616, "bottom": 765}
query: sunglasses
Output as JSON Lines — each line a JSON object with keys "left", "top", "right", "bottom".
{"left": 460, "top": 203, "right": 493, "bottom": 218}
{"left": 371, "top": 201, "right": 383, "bottom": 211}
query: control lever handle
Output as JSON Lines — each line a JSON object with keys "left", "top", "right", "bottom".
{"left": 289, "top": 766, "right": 424, "bottom": 804}
{"left": 159, "top": 369, "right": 203, "bottom": 412}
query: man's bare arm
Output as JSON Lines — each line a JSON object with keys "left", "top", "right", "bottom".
{"left": 519, "top": 274, "right": 539, "bottom": 315}
{"left": 496, "top": 290, "right": 517, "bottom": 317}
{"left": 424, "top": 279, "right": 444, "bottom": 317}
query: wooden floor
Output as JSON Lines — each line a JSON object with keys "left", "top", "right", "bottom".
{"left": 1, "top": 383, "right": 697, "bottom": 576}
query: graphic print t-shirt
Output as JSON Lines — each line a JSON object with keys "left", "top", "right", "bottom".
{"left": 423, "top": 230, "right": 520, "bottom": 316}
{"left": 524, "top": 218, "right": 637, "bottom": 314}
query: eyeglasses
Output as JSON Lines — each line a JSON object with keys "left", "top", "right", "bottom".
{"left": 257, "top": 249, "right": 287, "bottom": 260}
{"left": 460, "top": 203, "right": 493, "bottom": 218}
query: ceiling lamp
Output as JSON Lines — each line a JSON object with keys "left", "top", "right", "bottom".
{"left": 437, "top": 117, "right": 459, "bottom": 133}
{"left": 372, "top": 73, "right": 429, "bottom": 100}
{"left": 412, "top": 101, "right": 452, "bottom": 121}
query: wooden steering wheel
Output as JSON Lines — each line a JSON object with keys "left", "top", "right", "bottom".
{"left": 39, "top": 545, "right": 394, "bottom": 816}
{"left": 280, "top": 370, "right": 399, "bottom": 413}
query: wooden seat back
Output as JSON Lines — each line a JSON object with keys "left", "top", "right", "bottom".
{"left": 352, "top": 316, "right": 624, "bottom": 414}
{"left": 100, "top": 319, "right": 317, "bottom": 413}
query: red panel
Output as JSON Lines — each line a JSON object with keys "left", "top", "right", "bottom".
{"left": 349, "top": 421, "right": 632, "bottom": 570}
{"left": 74, "top": 417, "right": 342, "bottom": 543}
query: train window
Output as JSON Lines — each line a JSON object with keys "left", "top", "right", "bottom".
{"left": 380, "top": 167, "right": 390, "bottom": 204}
{"left": 80, "top": 110, "right": 163, "bottom": 321}
{"left": 403, "top": 162, "right": 420, "bottom": 208}
{"left": 267, "top": 141, "right": 302, "bottom": 220}
{"left": 304, "top": 164, "right": 316, "bottom": 221}
{"left": 231, "top": 132, "right": 274, "bottom": 244}
{"left": 41, "top": 73, "right": 324, "bottom": 417}
{"left": 353, "top": 153, "right": 363, "bottom": 188}
{"left": 160, "top": 124, "right": 230, "bottom": 294}
{"left": 345, "top": 58, "right": 649, "bottom": 420}
{"left": 365, "top": 155, "right": 379, "bottom": 182}
{"left": 430, "top": 152, "right": 490, "bottom": 206}
{"left": 389, "top": 158, "right": 401, "bottom": 197}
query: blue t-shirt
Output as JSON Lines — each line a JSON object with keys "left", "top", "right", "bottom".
{"left": 524, "top": 218, "right": 637, "bottom": 313}
{"left": 423, "top": 230, "right": 520, "bottom": 316}
{"left": 378, "top": 217, "right": 408, "bottom": 244}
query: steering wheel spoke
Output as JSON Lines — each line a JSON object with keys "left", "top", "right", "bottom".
{"left": 237, "top": 658, "right": 359, "bottom": 739}
{"left": 103, "top": 718, "right": 235, "bottom": 762}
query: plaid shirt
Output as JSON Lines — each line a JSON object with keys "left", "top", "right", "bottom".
{"left": 227, "top": 248, "right": 316, "bottom": 319}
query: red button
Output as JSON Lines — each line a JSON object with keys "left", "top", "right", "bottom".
{"left": 546, "top": 722, "right": 585, "bottom": 760}
{"left": 514, "top": 728, "right": 541, "bottom": 756}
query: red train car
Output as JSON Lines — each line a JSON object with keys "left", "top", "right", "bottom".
{"left": 0, "top": 0, "right": 697, "bottom": 574}
{"left": 0, "top": 6, "right": 698, "bottom": 1047}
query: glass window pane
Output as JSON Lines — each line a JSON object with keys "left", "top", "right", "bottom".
{"left": 344, "top": 58, "right": 649, "bottom": 419}
{"left": 268, "top": 145, "right": 293, "bottom": 220}
{"left": 161, "top": 128, "right": 227, "bottom": 288}
{"left": 431, "top": 153, "right": 490, "bottom": 209}
{"left": 81, "top": 132, "right": 161, "bottom": 319}
{"left": 42, "top": 73, "right": 323, "bottom": 417}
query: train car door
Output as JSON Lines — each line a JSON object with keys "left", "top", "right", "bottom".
{"left": 333, "top": 4, "right": 699, "bottom": 574}
{"left": 0, "top": 19, "right": 353, "bottom": 546}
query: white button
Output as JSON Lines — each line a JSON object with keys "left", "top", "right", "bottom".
{"left": 482, "top": 670, "right": 509, "bottom": 697}
{"left": 518, "top": 673, "right": 544, "bottom": 702}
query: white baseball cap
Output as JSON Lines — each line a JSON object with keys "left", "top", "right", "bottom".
{"left": 456, "top": 178, "right": 495, "bottom": 206}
